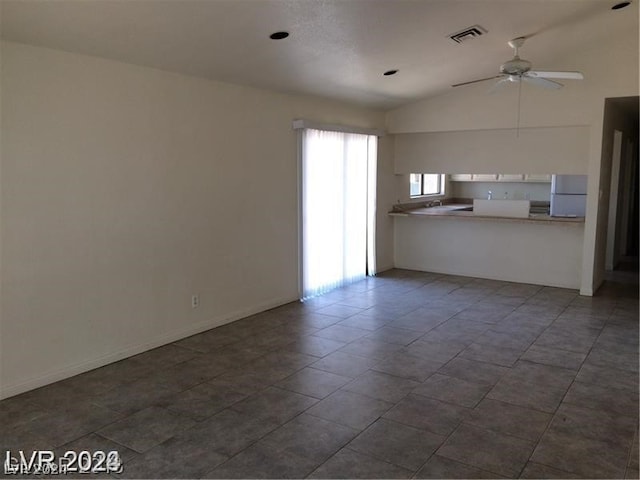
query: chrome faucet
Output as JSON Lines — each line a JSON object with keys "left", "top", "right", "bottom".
{"left": 487, "top": 190, "right": 492, "bottom": 200}
{"left": 433, "top": 199, "right": 442, "bottom": 206}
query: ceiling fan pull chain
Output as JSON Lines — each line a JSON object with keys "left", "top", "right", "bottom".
{"left": 516, "top": 77, "right": 522, "bottom": 137}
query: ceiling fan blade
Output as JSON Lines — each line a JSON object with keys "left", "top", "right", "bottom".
{"left": 488, "top": 77, "right": 514, "bottom": 94}
{"left": 527, "top": 70, "right": 584, "bottom": 80}
{"left": 522, "top": 75, "right": 563, "bottom": 89}
{"left": 452, "top": 75, "right": 502, "bottom": 88}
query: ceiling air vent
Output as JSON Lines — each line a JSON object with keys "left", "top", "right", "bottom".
{"left": 448, "top": 25, "right": 487, "bottom": 44}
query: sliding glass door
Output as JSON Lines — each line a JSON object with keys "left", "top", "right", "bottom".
{"left": 300, "top": 128, "right": 377, "bottom": 300}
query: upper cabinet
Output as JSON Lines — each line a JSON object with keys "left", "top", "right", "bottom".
{"left": 498, "top": 174, "right": 524, "bottom": 182}
{"left": 449, "top": 174, "right": 497, "bottom": 181}
{"left": 449, "top": 173, "right": 552, "bottom": 183}
{"left": 524, "top": 174, "right": 552, "bottom": 182}
{"left": 450, "top": 174, "right": 473, "bottom": 181}
{"left": 473, "top": 174, "right": 499, "bottom": 181}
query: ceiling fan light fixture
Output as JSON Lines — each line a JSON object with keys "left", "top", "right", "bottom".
{"left": 611, "top": 1, "right": 631, "bottom": 9}
{"left": 269, "top": 31, "right": 289, "bottom": 40}
{"left": 500, "top": 58, "right": 532, "bottom": 75}
{"left": 452, "top": 36, "right": 584, "bottom": 91}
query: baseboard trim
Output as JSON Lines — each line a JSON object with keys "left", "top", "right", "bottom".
{"left": 0, "top": 295, "right": 299, "bottom": 400}
{"left": 393, "top": 264, "right": 581, "bottom": 291}
{"left": 374, "top": 264, "right": 395, "bottom": 275}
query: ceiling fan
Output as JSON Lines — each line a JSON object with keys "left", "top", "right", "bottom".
{"left": 452, "top": 36, "right": 584, "bottom": 92}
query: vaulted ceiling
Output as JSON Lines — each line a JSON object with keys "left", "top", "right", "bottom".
{"left": 1, "top": 0, "right": 637, "bottom": 109}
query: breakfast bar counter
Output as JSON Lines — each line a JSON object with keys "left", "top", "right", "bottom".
{"left": 390, "top": 200, "right": 585, "bottom": 289}
{"left": 388, "top": 203, "right": 584, "bottom": 226}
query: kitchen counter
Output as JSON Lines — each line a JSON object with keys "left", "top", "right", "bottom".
{"left": 393, "top": 201, "right": 585, "bottom": 289}
{"left": 388, "top": 203, "right": 584, "bottom": 226}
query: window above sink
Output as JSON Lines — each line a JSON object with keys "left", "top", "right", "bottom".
{"left": 410, "top": 173, "right": 446, "bottom": 197}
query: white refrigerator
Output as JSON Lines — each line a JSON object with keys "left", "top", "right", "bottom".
{"left": 550, "top": 175, "right": 588, "bottom": 217}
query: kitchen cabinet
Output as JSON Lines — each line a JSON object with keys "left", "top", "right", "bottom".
{"left": 450, "top": 174, "right": 473, "bottom": 181}
{"left": 525, "top": 174, "right": 552, "bottom": 182}
{"left": 449, "top": 174, "right": 498, "bottom": 182}
{"left": 498, "top": 174, "right": 524, "bottom": 182}
{"left": 473, "top": 174, "right": 499, "bottom": 181}
{"left": 449, "top": 173, "right": 552, "bottom": 183}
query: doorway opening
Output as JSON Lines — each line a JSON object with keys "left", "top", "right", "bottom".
{"left": 602, "top": 97, "right": 639, "bottom": 285}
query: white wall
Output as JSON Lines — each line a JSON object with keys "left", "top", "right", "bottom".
{"left": 386, "top": 26, "right": 639, "bottom": 295}
{"left": 375, "top": 135, "right": 396, "bottom": 272}
{"left": 394, "top": 217, "right": 584, "bottom": 289}
{"left": 0, "top": 41, "right": 389, "bottom": 398}
{"left": 393, "top": 126, "right": 590, "bottom": 174}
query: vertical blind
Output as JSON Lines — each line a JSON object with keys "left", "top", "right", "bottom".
{"left": 301, "top": 128, "right": 377, "bottom": 300}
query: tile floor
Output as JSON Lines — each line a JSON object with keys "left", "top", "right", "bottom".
{"left": 2, "top": 269, "right": 638, "bottom": 479}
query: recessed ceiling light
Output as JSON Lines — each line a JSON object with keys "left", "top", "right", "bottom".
{"left": 383, "top": 69, "right": 399, "bottom": 76}
{"left": 270, "top": 31, "right": 289, "bottom": 40}
{"left": 611, "top": 1, "right": 631, "bottom": 9}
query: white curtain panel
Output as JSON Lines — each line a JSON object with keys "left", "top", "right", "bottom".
{"left": 301, "top": 128, "right": 376, "bottom": 300}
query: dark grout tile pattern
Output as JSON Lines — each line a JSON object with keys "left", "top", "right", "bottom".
{"left": 347, "top": 418, "right": 445, "bottom": 471}
{"left": 436, "top": 423, "right": 536, "bottom": 478}
{"left": 2, "top": 268, "right": 638, "bottom": 479}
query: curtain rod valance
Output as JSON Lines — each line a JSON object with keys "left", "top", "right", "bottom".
{"left": 292, "top": 119, "right": 385, "bottom": 137}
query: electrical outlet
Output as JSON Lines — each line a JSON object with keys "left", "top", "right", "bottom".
{"left": 191, "top": 294, "right": 199, "bottom": 309}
